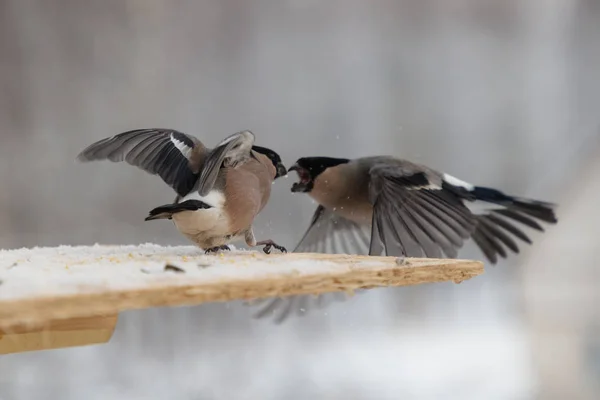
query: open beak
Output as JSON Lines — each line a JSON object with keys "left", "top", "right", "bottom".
{"left": 288, "top": 163, "right": 311, "bottom": 192}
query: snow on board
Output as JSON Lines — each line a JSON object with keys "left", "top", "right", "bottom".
{"left": 0, "top": 243, "right": 483, "bottom": 329}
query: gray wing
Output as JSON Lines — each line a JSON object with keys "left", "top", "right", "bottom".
{"left": 293, "top": 205, "right": 372, "bottom": 254}
{"left": 248, "top": 205, "right": 370, "bottom": 323}
{"left": 197, "top": 130, "right": 255, "bottom": 196}
{"left": 248, "top": 291, "right": 350, "bottom": 324}
{"left": 367, "top": 163, "right": 478, "bottom": 258}
{"left": 76, "top": 128, "right": 203, "bottom": 197}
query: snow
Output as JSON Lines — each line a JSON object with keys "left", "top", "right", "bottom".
{"left": 0, "top": 243, "right": 390, "bottom": 302}
{"left": 0, "top": 245, "right": 532, "bottom": 399}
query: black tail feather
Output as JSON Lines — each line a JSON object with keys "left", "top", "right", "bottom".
{"left": 145, "top": 199, "right": 212, "bottom": 221}
{"left": 471, "top": 186, "right": 557, "bottom": 223}
{"left": 507, "top": 198, "right": 557, "bottom": 223}
{"left": 492, "top": 209, "right": 545, "bottom": 231}
{"left": 468, "top": 186, "right": 558, "bottom": 264}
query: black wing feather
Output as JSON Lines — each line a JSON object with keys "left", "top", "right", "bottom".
{"left": 485, "top": 213, "right": 532, "bottom": 244}
{"left": 368, "top": 165, "right": 478, "bottom": 259}
{"left": 77, "top": 128, "right": 201, "bottom": 197}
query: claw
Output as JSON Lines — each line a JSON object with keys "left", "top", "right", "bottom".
{"left": 257, "top": 240, "right": 287, "bottom": 254}
{"left": 205, "top": 245, "right": 231, "bottom": 254}
{"left": 273, "top": 244, "right": 287, "bottom": 253}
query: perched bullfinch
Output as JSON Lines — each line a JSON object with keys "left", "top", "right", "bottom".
{"left": 76, "top": 129, "right": 288, "bottom": 254}
{"left": 250, "top": 155, "right": 558, "bottom": 322}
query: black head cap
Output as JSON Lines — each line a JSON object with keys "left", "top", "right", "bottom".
{"left": 288, "top": 156, "right": 350, "bottom": 192}
{"left": 252, "top": 145, "right": 287, "bottom": 179}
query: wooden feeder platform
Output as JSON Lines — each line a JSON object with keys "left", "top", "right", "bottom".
{"left": 0, "top": 244, "right": 484, "bottom": 354}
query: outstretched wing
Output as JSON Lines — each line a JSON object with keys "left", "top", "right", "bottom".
{"left": 76, "top": 128, "right": 204, "bottom": 197}
{"left": 197, "top": 130, "right": 255, "bottom": 196}
{"left": 293, "top": 205, "right": 372, "bottom": 254}
{"left": 251, "top": 160, "right": 481, "bottom": 324}
{"left": 367, "top": 163, "right": 478, "bottom": 258}
{"left": 248, "top": 291, "right": 351, "bottom": 324}
{"left": 248, "top": 205, "right": 371, "bottom": 323}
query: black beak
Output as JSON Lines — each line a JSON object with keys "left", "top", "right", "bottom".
{"left": 287, "top": 163, "right": 299, "bottom": 173}
{"left": 275, "top": 163, "right": 287, "bottom": 179}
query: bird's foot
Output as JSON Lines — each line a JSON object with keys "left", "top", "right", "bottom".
{"left": 204, "top": 245, "right": 231, "bottom": 254}
{"left": 256, "top": 239, "right": 287, "bottom": 254}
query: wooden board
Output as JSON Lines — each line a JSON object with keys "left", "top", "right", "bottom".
{"left": 0, "top": 244, "right": 484, "bottom": 353}
{"left": 0, "top": 314, "right": 118, "bottom": 355}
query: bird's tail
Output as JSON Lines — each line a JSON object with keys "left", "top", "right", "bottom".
{"left": 145, "top": 200, "right": 212, "bottom": 221}
{"left": 468, "top": 186, "right": 558, "bottom": 264}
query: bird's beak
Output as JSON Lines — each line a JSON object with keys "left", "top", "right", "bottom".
{"left": 288, "top": 163, "right": 310, "bottom": 193}
{"left": 291, "top": 182, "right": 308, "bottom": 192}
{"left": 275, "top": 162, "right": 288, "bottom": 179}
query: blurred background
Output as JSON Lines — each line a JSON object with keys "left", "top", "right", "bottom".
{"left": 1, "top": 0, "right": 599, "bottom": 399}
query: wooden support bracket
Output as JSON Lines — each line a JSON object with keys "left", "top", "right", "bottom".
{"left": 0, "top": 314, "right": 118, "bottom": 355}
{"left": 0, "top": 244, "right": 484, "bottom": 354}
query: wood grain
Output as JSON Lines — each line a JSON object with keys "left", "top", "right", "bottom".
{"left": 0, "top": 314, "right": 118, "bottom": 355}
{"left": 0, "top": 246, "right": 484, "bottom": 333}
